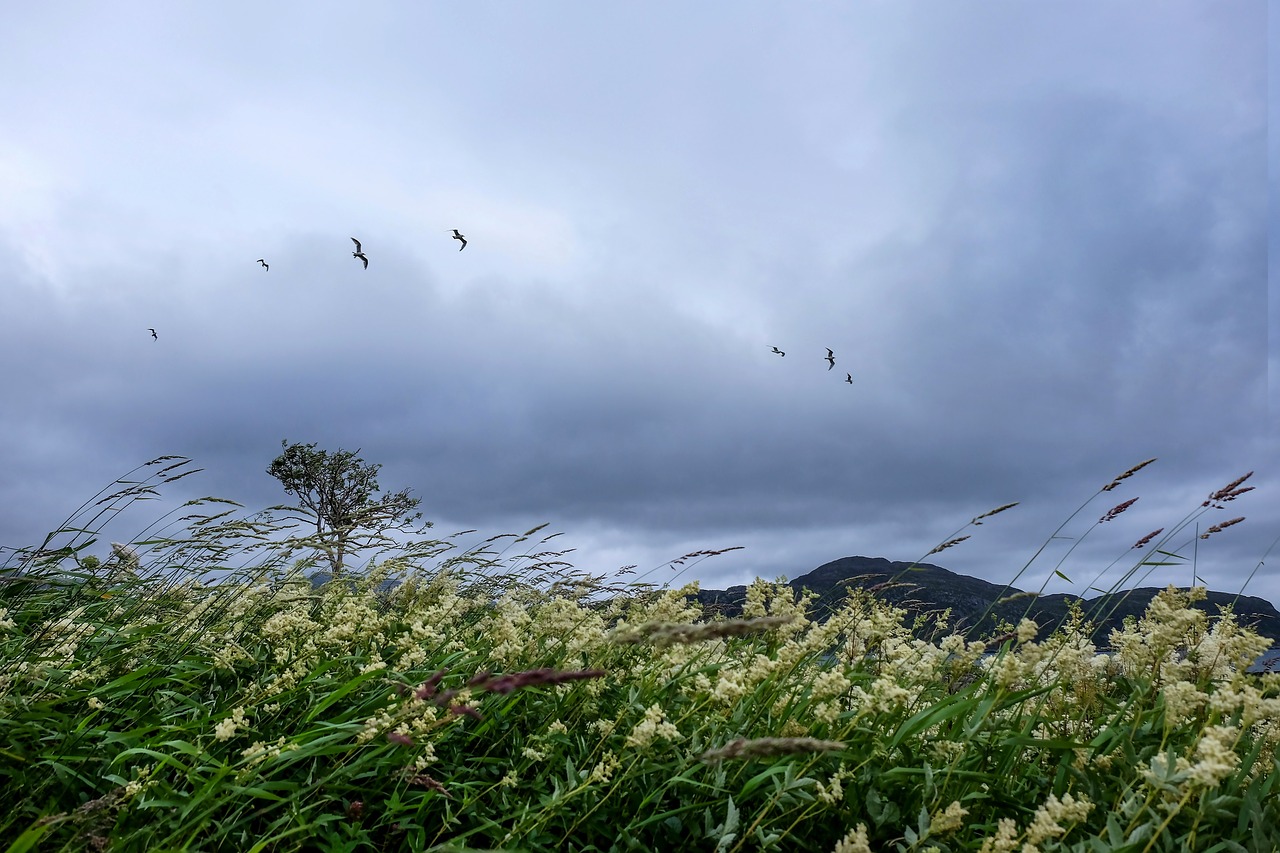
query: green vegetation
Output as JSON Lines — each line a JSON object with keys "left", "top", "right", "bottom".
{"left": 266, "top": 440, "right": 426, "bottom": 575}
{"left": 1, "top": 455, "right": 1277, "bottom": 851}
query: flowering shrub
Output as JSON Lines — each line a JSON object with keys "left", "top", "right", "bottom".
{"left": 0, "top": 459, "right": 1275, "bottom": 851}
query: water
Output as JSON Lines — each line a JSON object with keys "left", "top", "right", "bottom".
{"left": 1248, "top": 647, "right": 1280, "bottom": 674}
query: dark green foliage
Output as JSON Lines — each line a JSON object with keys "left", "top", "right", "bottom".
{"left": 267, "top": 440, "right": 424, "bottom": 574}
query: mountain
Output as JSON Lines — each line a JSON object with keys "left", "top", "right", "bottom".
{"left": 693, "top": 556, "right": 1280, "bottom": 648}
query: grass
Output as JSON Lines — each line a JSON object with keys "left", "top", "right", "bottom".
{"left": 0, "top": 457, "right": 1277, "bottom": 852}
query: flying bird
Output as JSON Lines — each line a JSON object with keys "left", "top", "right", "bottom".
{"left": 351, "top": 237, "right": 368, "bottom": 269}
{"left": 771, "top": 347, "right": 785, "bottom": 357}
{"left": 256, "top": 258, "right": 269, "bottom": 271}
{"left": 845, "top": 373, "right": 853, "bottom": 384}
{"left": 825, "top": 348, "right": 835, "bottom": 370}
{"left": 148, "top": 328, "right": 157, "bottom": 341}
{"left": 451, "top": 229, "right": 467, "bottom": 251}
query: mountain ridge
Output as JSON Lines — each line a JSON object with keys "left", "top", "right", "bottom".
{"left": 693, "top": 555, "right": 1280, "bottom": 647}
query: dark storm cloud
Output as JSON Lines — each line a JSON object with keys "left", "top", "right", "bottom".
{"left": 0, "top": 2, "right": 1274, "bottom": 609}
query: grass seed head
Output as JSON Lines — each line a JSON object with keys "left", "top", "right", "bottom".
{"left": 1099, "top": 497, "right": 1138, "bottom": 524}
{"left": 1131, "top": 528, "right": 1163, "bottom": 549}
{"left": 972, "top": 502, "right": 1020, "bottom": 524}
{"left": 700, "top": 736, "right": 845, "bottom": 762}
{"left": 1204, "top": 471, "right": 1255, "bottom": 506}
{"left": 612, "top": 615, "right": 796, "bottom": 646}
{"left": 1103, "top": 458, "right": 1157, "bottom": 491}
{"left": 927, "top": 536, "right": 970, "bottom": 555}
{"left": 1201, "top": 517, "right": 1245, "bottom": 539}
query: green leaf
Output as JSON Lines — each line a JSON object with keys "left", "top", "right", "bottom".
{"left": 3, "top": 822, "right": 56, "bottom": 853}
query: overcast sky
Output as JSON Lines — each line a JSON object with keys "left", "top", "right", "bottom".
{"left": 3, "top": 3, "right": 1277, "bottom": 609}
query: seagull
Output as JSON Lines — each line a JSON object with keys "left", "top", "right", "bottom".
{"left": 256, "top": 258, "right": 269, "bottom": 271}
{"left": 771, "top": 347, "right": 785, "bottom": 357}
{"left": 351, "top": 237, "right": 368, "bottom": 269}
{"left": 148, "top": 328, "right": 157, "bottom": 341}
{"left": 825, "top": 348, "right": 835, "bottom": 370}
{"left": 845, "top": 373, "right": 853, "bottom": 384}
{"left": 451, "top": 229, "right": 467, "bottom": 251}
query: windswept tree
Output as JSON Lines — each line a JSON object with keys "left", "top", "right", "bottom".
{"left": 267, "top": 440, "right": 424, "bottom": 575}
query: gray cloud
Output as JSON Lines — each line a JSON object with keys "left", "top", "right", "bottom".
{"left": 1, "top": 2, "right": 1273, "bottom": 611}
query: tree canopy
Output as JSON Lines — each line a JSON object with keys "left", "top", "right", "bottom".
{"left": 267, "top": 440, "right": 423, "bottom": 574}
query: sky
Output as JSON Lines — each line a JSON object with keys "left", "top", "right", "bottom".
{"left": 2, "top": 3, "right": 1277, "bottom": 610}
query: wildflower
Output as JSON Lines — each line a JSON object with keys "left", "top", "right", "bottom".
{"left": 978, "top": 818, "right": 1019, "bottom": 853}
{"left": 1026, "top": 792, "right": 1093, "bottom": 845}
{"left": 214, "top": 707, "right": 249, "bottom": 742}
{"left": 1016, "top": 618, "right": 1039, "bottom": 644}
{"left": 1187, "top": 725, "right": 1239, "bottom": 788}
{"left": 816, "top": 768, "right": 851, "bottom": 804}
{"left": 831, "top": 823, "right": 871, "bottom": 853}
{"left": 87, "top": 696, "right": 105, "bottom": 711}
{"left": 710, "top": 669, "right": 748, "bottom": 705}
{"left": 931, "top": 800, "right": 968, "bottom": 835}
{"left": 241, "top": 737, "right": 293, "bottom": 766}
{"left": 625, "top": 703, "right": 682, "bottom": 748}
{"left": 119, "top": 765, "right": 155, "bottom": 799}
{"left": 587, "top": 751, "right": 620, "bottom": 784}
{"left": 1160, "top": 681, "right": 1206, "bottom": 724}
{"left": 867, "top": 675, "right": 911, "bottom": 712}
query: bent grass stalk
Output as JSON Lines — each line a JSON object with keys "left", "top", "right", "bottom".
{"left": 0, "top": 463, "right": 1276, "bottom": 852}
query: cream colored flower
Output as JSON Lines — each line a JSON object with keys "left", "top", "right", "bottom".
{"left": 978, "top": 817, "right": 1019, "bottom": 853}
{"left": 931, "top": 800, "right": 969, "bottom": 835}
{"left": 831, "top": 823, "right": 871, "bottom": 853}
{"left": 1026, "top": 792, "right": 1093, "bottom": 845}
{"left": 1187, "top": 725, "right": 1240, "bottom": 788}
{"left": 625, "top": 703, "right": 682, "bottom": 748}
{"left": 215, "top": 706, "right": 249, "bottom": 742}
{"left": 588, "top": 751, "right": 620, "bottom": 784}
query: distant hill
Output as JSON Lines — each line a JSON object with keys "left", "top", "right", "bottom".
{"left": 693, "top": 556, "right": 1280, "bottom": 648}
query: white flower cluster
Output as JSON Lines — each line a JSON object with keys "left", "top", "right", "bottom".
{"left": 214, "top": 706, "right": 249, "bottom": 742}
{"left": 830, "top": 823, "right": 871, "bottom": 853}
{"left": 625, "top": 703, "right": 682, "bottom": 748}
{"left": 977, "top": 791, "right": 1092, "bottom": 853}
{"left": 240, "top": 736, "right": 296, "bottom": 767}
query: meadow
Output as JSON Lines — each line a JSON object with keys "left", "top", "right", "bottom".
{"left": 1, "top": 458, "right": 1277, "bottom": 852}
